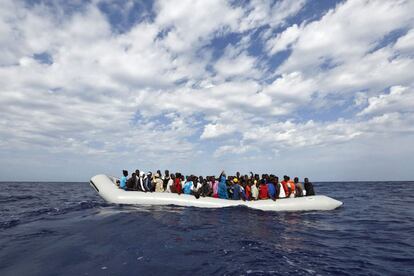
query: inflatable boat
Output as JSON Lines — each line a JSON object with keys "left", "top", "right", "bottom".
{"left": 90, "top": 174, "right": 343, "bottom": 212}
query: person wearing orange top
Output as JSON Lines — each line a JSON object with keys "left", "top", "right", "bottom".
{"left": 288, "top": 178, "right": 295, "bottom": 198}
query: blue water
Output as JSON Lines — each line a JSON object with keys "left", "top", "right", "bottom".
{"left": 0, "top": 182, "right": 413, "bottom": 276}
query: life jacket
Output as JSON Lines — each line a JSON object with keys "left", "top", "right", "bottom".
{"left": 281, "top": 180, "right": 289, "bottom": 195}
{"left": 259, "top": 184, "right": 269, "bottom": 199}
{"left": 289, "top": 180, "right": 295, "bottom": 193}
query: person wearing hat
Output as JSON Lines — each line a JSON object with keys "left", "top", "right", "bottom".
{"left": 231, "top": 177, "right": 245, "bottom": 200}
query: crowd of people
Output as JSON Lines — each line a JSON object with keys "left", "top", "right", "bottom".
{"left": 117, "top": 169, "right": 315, "bottom": 201}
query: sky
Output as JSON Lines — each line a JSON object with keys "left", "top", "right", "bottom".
{"left": 1, "top": 0, "right": 414, "bottom": 182}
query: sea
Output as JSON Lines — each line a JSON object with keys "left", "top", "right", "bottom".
{"left": 0, "top": 181, "right": 413, "bottom": 276}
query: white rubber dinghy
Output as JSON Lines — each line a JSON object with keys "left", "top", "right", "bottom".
{"left": 90, "top": 174, "right": 343, "bottom": 212}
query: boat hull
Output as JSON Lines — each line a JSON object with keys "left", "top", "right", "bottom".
{"left": 90, "top": 174, "right": 343, "bottom": 212}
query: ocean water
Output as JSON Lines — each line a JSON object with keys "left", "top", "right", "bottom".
{"left": 0, "top": 181, "right": 413, "bottom": 276}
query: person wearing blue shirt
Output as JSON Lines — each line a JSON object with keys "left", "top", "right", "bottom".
{"left": 232, "top": 183, "right": 241, "bottom": 200}
{"left": 267, "top": 181, "right": 277, "bottom": 201}
{"left": 183, "top": 179, "right": 193, "bottom": 195}
{"left": 120, "top": 170, "right": 128, "bottom": 190}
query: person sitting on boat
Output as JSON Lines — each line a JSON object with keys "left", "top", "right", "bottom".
{"left": 251, "top": 178, "right": 259, "bottom": 200}
{"left": 169, "top": 173, "right": 177, "bottom": 193}
{"left": 138, "top": 171, "right": 146, "bottom": 191}
{"left": 241, "top": 176, "right": 250, "bottom": 200}
{"left": 164, "top": 171, "right": 173, "bottom": 193}
{"left": 304, "top": 178, "right": 315, "bottom": 196}
{"left": 183, "top": 177, "right": 193, "bottom": 195}
{"left": 218, "top": 172, "right": 228, "bottom": 199}
{"left": 126, "top": 173, "right": 136, "bottom": 191}
{"left": 267, "top": 177, "right": 277, "bottom": 201}
{"left": 288, "top": 177, "right": 296, "bottom": 197}
{"left": 211, "top": 176, "right": 219, "bottom": 198}
{"left": 163, "top": 170, "right": 171, "bottom": 192}
{"left": 191, "top": 176, "right": 202, "bottom": 198}
{"left": 280, "top": 175, "right": 289, "bottom": 197}
{"left": 153, "top": 173, "right": 164, "bottom": 192}
{"left": 143, "top": 172, "right": 153, "bottom": 192}
{"left": 199, "top": 177, "right": 212, "bottom": 197}
{"left": 134, "top": 170, "right": 144, "bottom": 191}
{"left": 173, "top": 173, "right": 182, "bottom": 194}
{"left": 120, "top": 170, "right": 128, "bottom": 190}
{"left": 259, "top": 179, "right": 269, "bottom": 200}
{"left": 231, "top": 178, "right": 243, "bottom": 200}
{"left": 294, "top": 177, "right": 304, "bottom": 197}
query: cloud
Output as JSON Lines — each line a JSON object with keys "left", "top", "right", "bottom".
{"left": 1, "top": 0, "right": 414, "bottom": 180}
{"left": 358, "top": 86, "right": 414, "bottom": 116}
{"left": 394, "top": 29, "right": 414, "bottom": 54}
{"left": 266, "top": 24, "right": 300, "bottom": 55}
{"left": 276, "top": 0, "right": 414, "bottom": 73}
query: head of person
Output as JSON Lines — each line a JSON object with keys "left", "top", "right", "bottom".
{"left": 131, "top": 173, "right": 136, "bottom": 178}
{"left": 233, "top": 178, "right": 238, "bottom": 184}
{"left": 135, "top": 169, "right": 140, "bottom": 175}
{"left": 157, "top": 170, "right": 161, "bottom": 177}
{"left": 165, "top": 170, "right": 169, "bottom": 177}
{"left": 236, "top": 172, "right": 240, "bottom": 178}
{"left": 294, "top": 177, "right": 299, "bottom": 183}
{"left": 283, "top": 175, "right": 289, "bottom": 181}
{"left": 123, "top": 170, "right": 128, "bottom": 177}
{"left": 304, "top": 177, "right": 309, "bottom": 183}
{"left": 275, "top": 176, "right": 279, "bottom": 183}
{"left": 171, "top": 173, "right": 175, "bottom": 179}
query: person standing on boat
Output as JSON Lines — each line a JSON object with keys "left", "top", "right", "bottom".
{"left": 120, "top": 170, "right": 128, "bottom": 190}
{"left": 218, "top": 172, "right": 228, "bottom": 199}
{"left": 304, "top": 178, "right": 315, "bottom": 196}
